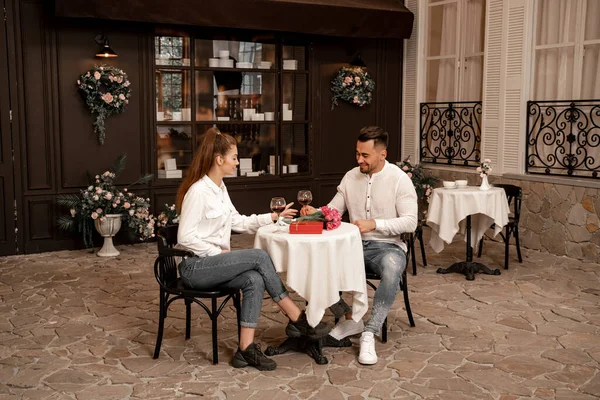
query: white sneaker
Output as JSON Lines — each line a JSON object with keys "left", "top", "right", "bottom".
{"left": 358, "top": 332, "right": 378, "bottom": 365}
{"left": 329, "top": 318, "right": 365, "bottom": 340}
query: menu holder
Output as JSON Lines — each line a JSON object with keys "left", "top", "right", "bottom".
{"left": 289, "top": 221, "right": 323, "bottom": 234}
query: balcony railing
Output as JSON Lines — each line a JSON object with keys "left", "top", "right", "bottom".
{"left": 526, "top": 100, "right": 600, "bottom": 179}
{"left": 420, "top": 102, "right": 482, "bottom": 167}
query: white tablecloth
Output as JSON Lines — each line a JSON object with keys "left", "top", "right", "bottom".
{"left": 254, "top": 222, "right": 368, "bottom": 327}
{"left": 426, "top": 186, "right": 510, "bottom": 253}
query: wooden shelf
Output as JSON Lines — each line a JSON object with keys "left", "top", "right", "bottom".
{"left": 196, "top": 121, "right": 277, "bottom": 125}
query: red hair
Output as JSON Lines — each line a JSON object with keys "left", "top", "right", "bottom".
{"left": 176, "top": 127, "right": 236, "bottom": 211}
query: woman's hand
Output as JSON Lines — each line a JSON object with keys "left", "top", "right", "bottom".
{"left": 271, "top": 202, "right": 298, "bottom": 222}
{"left": 300, "top": 205, "right": 317, "bottom": 217}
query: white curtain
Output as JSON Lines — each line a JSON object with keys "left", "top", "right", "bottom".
{"left": 533, "top": 0, "right": 576, "bottom": 100}
{"left": 461, "top": 0, "right": 485, "bottom": 101}
{"left": 433, "top": 3, "right": 457, "bottom": 102}
{"left": 581, "top": 0, "right": 600, "bottom": 99}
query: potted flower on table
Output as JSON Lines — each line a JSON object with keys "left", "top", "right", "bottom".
{"left": 57, "top": 155, "right": 154, "bottom": 256}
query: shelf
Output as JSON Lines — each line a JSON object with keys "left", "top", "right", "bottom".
{"left": 156, "top": 65, "right": 191, "bottom": 70}
{"left": 196, "top": 121, "right": 277, "bottom": 125}
{"left": 157, "top": 121, "right": 193, "bottom": 125}
{"left": 282, "top": 120, "right": 309, "bottom": 124}
{"left": 195, "top": 67, "right": 278, "bottom": 73}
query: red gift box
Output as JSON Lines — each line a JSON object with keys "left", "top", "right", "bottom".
{"left": 289, "top": 221, "right": 324, "bottom": 234}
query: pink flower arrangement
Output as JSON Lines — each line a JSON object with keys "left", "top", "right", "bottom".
{"left": 320, "top": 206, "right": 342, "bottom": 231}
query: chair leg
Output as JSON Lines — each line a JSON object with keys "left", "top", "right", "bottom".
{"left": 381, "top": 317, "right": 388, "bottom": 343}
{"left": 418, "top": 228, "right": 427, "bottom": 267}
{"left": 409, "top": 233, "right": 417, "bottom": 276}
{"left": 211, "top": 297, "right": 219, "bottom": 365}
{"left": 477, "top": 237, "right": 484, "bottom": 257}
{"left": 504, "top": 227, "right": 510, "bottom": 270}
{"left": 185, "top": 299, "right": 192, "bottom": 340}
{"left": 514, "top": 227, "right": 523, "bottom": 263}
{"left": 402, "top": 276, "right": 415, "bottom": 327}
{"left": 153, "top": 290, "right": 167, "bottom": 359}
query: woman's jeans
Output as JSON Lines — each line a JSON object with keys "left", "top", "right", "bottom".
{"left": 329, "top": 240, "right": 407, "bottom": 335}
{"left": 179, "top": 249, "right": 289, "bottom": 328}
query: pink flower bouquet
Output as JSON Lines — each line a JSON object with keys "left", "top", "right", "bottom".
{"left": 291, "top": 206, "right": 342, "bottom": 230}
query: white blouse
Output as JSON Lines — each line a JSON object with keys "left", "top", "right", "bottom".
{"left": 177, "top": 175, "right": 273, "bottom": 257}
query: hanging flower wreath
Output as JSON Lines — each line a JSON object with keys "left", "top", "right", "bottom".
{"left": 330, "top": 66, "right": 375, "bottom": 110}
{"left": 77, "top": 65, "right": 131, "bottom": 145}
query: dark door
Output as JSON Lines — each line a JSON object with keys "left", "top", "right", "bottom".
{"left": 0, "top": 0, "right": 16, "bottom": 256}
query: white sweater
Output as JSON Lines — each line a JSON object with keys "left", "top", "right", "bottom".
{"left": 328, "top": 160, "right": 418, "bottom": 251}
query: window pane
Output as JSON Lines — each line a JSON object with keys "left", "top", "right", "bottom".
{"left": 426, "top": 59, "right": 455, "bottom": 102}
{"left": 581, "top": 44, "right": 600, "bottom": 99}
{"left": 463, "top": 0, "right": 485, "bottom": 55}
{"left": 157, "top": 125, "right": 192, "bottom": 176}
{"left": 156, "top": 69, "right": 191, "bottom": 121}
{"left": 536, "top": 0, "right": 577, "bottom": 46}
{"left": 155, "top": 36, "right": 190, "bottom": 66}
{"left": 282, "top": 124, "right": 309, "bottom": 174}
{"left": 533, "top": 47, "right": 575, "bottom": 100}
{"left": 428, "top": 3, "right": 457, "bottom": 57}
{"left": 585, "top": 0, "right": 600, "bottom": 41}
{"left": 461, "top": 55, "right": 484, "bottom": 101}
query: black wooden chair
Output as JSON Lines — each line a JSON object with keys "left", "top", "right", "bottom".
{"left": 153, "top": 225, "right": 241, "bottom": 364}
{"left": 407, "top": 225, "right": 427, "bottom": 275}
{"left": 477, "top": 184, "right": 523, "bottom": 269}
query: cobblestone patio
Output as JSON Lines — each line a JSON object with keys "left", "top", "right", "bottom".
{"left": 1, "top": 231, "right": 599, "bottom": 399}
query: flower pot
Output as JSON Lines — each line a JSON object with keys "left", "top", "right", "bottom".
{"left": 94, "top": 214, "right": 122, "bottom": 257}
{"left": 479, "top": 175, "right": 491, "bottom": 191}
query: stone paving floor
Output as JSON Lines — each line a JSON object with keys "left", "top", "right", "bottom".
{"left": 0, "top": 230, "right": 599, "bottom": 400}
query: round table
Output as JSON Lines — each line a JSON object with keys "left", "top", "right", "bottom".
{"left": 254, "top": 222, "right": 368, "bottom": 327}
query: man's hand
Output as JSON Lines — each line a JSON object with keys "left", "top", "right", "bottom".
{"left": 353, "top": 219, "right": 376, "bottom": 234}
{"left": 300, "top": 205, "right": 317, "bottom": 216}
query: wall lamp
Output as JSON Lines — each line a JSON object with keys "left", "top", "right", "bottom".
{"left": 349, "top": 52, "right": 367, "bottom": 68}
{"left": 95, "top": 33, "right": 118, "bottom": 58}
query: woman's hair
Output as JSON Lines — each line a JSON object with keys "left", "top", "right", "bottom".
{"left": 176, "top": 127, "right": 237, "bottom": 211}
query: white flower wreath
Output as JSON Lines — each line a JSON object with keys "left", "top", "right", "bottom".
{"left": 77, "top": 65, "right": 131, "bottom": 144}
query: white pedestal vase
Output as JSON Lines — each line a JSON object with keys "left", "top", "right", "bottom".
{"left": 94, "top": 214, "right": 122, "bottom": 257}
{"left": 479, "top": 175, "right": 491, "bottom": 191}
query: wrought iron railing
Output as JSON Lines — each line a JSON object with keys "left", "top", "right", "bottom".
{"left": 420, "top": 101, "right": 482, "bottom": 167}
{"left": 526, "top": 100, "right": 600, "bottom": 179}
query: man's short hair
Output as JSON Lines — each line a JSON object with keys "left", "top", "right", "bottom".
{"left": 358, "top": 126, "right": 389, "bottom": 149}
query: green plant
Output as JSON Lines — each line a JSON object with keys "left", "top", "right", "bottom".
{"left": 57, "top": 155, "right": 152, "bottom": 250}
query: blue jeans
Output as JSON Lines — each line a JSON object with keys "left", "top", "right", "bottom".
{"left": 330, "top": 241, "right": 407, "bottom": 335}
{"left": 179, "top": 249, "right": 289, "bottom": 328}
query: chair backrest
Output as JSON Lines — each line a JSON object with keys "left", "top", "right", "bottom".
{"left": 155, "top": 225, "right": 181, "bottom": 288}
{"left": 492, "top": 184, "right": 522, "bottom": 222}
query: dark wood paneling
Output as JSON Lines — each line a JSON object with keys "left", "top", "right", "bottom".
{"left": 20, "top": 0, "right": 54, "bottom": 191}
{"left": 27, "top": 198, "right": 54, "bottom": 240}
{"left": 55, "top": 20, "right": 145, "bottom": 188}
{"left": 0, "top": 177, "right": 7, "bottom": 244}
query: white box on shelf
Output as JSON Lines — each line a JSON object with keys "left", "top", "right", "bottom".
{"left": 288, "top": 164, "right": 298, "bottom": 173}
{"left": 283, "top": 110, "right": 293, "bottom": 121}
{"left": 246, "top": 171, "right": 260, "bottom": 177}
{"left": 252, "top": 113, "right": 265, "bottom": 121}
{"left": 282, "top": 103, "right": 290, "bottom": 110}
{"left": 208, "top": 58, "right": 219, "bottom": 67}
{"left": 217, "top": 116, "right": 230, "bottom": 121}
{"left": 219, "top": 59, "right": 234, "bottom": 68}
{"left": 264, "top": 112, "right": 274, "bottom": 121}
{"left": 157, "top": 111, "right": 164, "bottom": 121}
{"left": 158, "top": 169, "right": 182, "bottom": 179}
{"left": 239, "top": 158, "right": 252, "bottom": 170}
{"left": 219, "top": 50, "right": 230, "bottom": 59}
{"left": 164, "top": 158, "right": 177, "bottom": 171}
{"left": 282, "top": 166, "right": 288, "bottom": 174}
{"left": 269, "top": 155, "right": 276, "bottom": 165}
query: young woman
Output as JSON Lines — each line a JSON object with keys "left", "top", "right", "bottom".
{"left": 176, "top": 127, "right": 330, "bottom": 371}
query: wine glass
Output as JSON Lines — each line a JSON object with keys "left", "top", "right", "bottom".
{"left": 270, "top": 197, "right": 287, "bottom": 215}
{"left": 297, "top": 190, "right": 313, "bottom": 207}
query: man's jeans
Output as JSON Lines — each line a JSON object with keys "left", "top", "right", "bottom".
{"left": 329, "top": 240, "right": 407, "bottom": 335}
{"left": 179, "top": 249, "right": 289, "bottom": 328}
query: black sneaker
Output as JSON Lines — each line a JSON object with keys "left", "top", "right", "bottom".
{"left": 286, "top": 311, "right": 331, "bottom": 340}
{"left": 231, "top": 343, "right": 277, "bottom": 371}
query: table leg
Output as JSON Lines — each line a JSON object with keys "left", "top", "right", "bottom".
{"left": 265, "top": 337, "right": 328, "bottom": 365}
{"left": 436, "top": 215, "right": 501, "bottom": 280}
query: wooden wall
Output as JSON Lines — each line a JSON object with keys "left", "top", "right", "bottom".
{"left": 4, "top": 0, "right": 404, "bottom": 254}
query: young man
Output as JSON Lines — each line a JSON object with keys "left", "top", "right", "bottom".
{"left": 301, "top": 126, "right": 418, "bottom": 365}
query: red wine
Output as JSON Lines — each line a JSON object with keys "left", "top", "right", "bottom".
{"left": 298, "top": 199, "right": 311, "bottom": 206}
{"left": 271, "top": 206, "right": 286, "bottom": 213}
